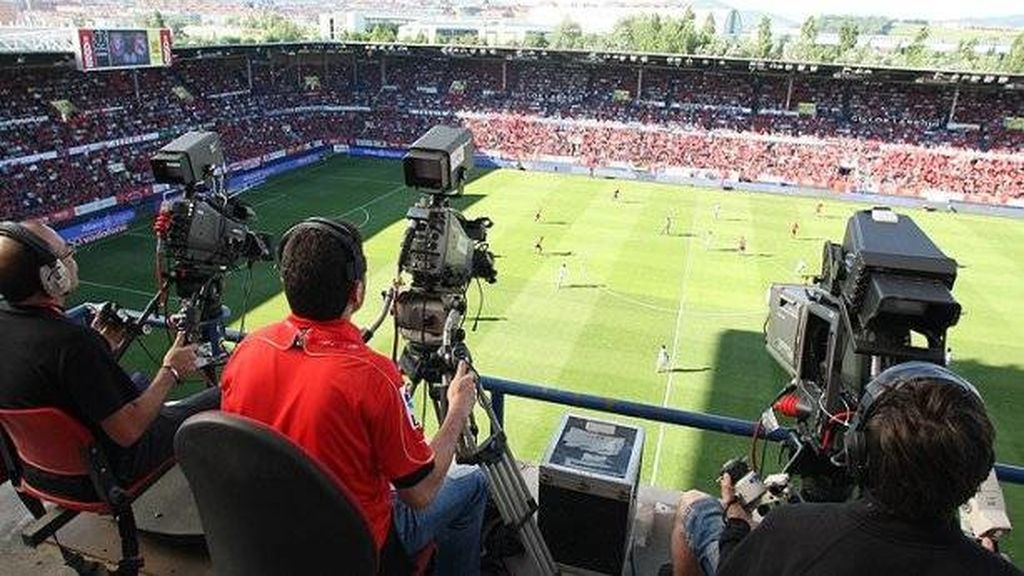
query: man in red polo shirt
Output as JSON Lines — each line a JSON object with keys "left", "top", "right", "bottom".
{"left": 221, "top": 217, "right": 487, "bottom": 575}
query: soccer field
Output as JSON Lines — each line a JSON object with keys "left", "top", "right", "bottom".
{"left": 70, "top": 156, "right": 1024, "bottom": 555}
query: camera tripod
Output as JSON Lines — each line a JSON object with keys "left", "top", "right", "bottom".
{"left": 398, "top": 309, "right": 558, "bottom": 576}
{"left": 114, "top": 274, "right": 228, "bottom": 386}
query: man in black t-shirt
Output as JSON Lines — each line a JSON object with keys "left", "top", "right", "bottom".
{"left": 666, "top": 363, "right": 1021, "bottom": 576}
{"left": 0, "top": 221, "right": 219, "bottom": 483}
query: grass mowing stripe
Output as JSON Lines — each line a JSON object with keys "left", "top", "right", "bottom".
{"left": 650, "top": 201, "right": 702, "bottom": 486}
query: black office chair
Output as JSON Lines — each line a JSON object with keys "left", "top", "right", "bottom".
{"left": 174, "top": 412, "right": 378, "bottom": 576}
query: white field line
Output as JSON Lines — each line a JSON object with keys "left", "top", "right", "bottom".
{"left": 79, "top": 280, "right": 154, "bottom": 298}
{"left": 333, "top": 185, "right": 405, "bottom": 220}
{"left": 80, "top": 184, "right": 406, "bottom": 298}
{"left": 650, "top": 205, "right": 701, "bottom": 486}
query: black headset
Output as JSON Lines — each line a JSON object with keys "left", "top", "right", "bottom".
{"left": 844, "top": 360, "right": 982, "bottom": 482}
{"left": 0, "top": 221, "right": 75, "bottom": 298}
{"left": 277, "top": 217, "right": 366, "bottom": 281}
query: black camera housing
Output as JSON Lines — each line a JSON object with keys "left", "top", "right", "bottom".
{"left": 403, "top": 126, "right": 474, "bottom": 195}
{"left": 151, "top": 131, "right": 224, "bottom": 187}
{"left": 764, "top": 208, "right": 961, "bottom": 501}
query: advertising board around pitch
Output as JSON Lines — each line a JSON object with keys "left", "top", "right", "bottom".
{"left": 539, "top": 413, "right": 644, "bottom": 575}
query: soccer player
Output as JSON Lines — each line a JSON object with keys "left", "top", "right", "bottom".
{"left": 534, "top": 208, "right": 542, "bottom": 223}
{"left": 613, "top": 188, "right": 621, "bottom": 201}
{"left": 738, "top": 235, "right": 747, "bottom": 255}
{"left": 791, "top": 221, "right": 800, "bottom": 239}
{"left": 534, "top": 236, "right": 544, "bottom": 255}
{"left": 557, "top": 262, "right": 568, "bottom": 289}
{"left": 662, "top": 216, "right": 673, "bottom": 235}
{"left": 816, "top": 201, "right": 824, "bottom": 217}
{"left": 657, "top": 345, "right": 671, "bottom": 373}
{"left": 713, "top": 203, "right": 721, "bottom": 220}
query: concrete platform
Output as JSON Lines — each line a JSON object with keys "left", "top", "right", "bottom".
{"left": 1, "top": 464, "right": 681, "bottom": 575}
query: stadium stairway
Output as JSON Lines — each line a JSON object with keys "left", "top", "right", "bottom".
{"left": 1, "top": 464, "right": 681, "bottom": 575}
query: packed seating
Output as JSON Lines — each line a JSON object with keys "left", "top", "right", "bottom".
{"left": 1, "top": 50, "right": 1022, "bottom": 222}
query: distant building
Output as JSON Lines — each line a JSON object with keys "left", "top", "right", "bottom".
{"left": 398, "top": 20, "right": 551, "bottom": 45}
{"left": 319, "top": 11, "right": 419, "bottom": 40}
{"left": 526, "top": 2, "right": 743, "bottom": 36}
{"left": 322, "top": 4, "right": 740, "bottom": 44}
{"left": 0, "top": 2, "right": 18, "bottom": 26}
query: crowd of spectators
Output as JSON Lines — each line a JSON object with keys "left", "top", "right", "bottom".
{"left": 1, "top": 52, "right": 1021, "bottom": 222}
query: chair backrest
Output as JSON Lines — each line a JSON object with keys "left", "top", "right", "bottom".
{"left": 174, "top": 412, "right": 377, "bottom": 576}
{"left": 0, "top": 407, "right": 94, "bottom": 476}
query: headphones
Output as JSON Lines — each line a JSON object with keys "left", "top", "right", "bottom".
{"left": 844, "top": 361, "right": 981, "bottom": 482}
{"left": 277, "top": 217, "right": 366, "bottom": 282}
{"left": 0, "top": 221, "right": 75, "bottom": 299}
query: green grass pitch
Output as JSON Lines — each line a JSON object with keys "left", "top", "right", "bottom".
{"left": 70, "top": 156, "right": 1024, "bottom": 557}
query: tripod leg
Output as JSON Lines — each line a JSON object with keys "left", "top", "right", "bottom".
{"left": 457, "top": 423, "right": 556, "bottom": 574}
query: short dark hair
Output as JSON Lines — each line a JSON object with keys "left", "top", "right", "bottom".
{"left": 865, "top": 378, "right": 994, "bottom": 521}
{"left": 280, "top": 221, "right": 364, "bottom": 321}
{"left": 0, "top": 237, "right": 43, "bottom": 302}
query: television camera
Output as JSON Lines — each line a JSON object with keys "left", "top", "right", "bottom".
{"left": 363, "top": 126, "right": 555, "bottom": 574}
{"left": 378, "top": 126, "right": 498, "bottom": 380}
{"left": 760, "top": 207, "right": 961, "bottom": 501}
{"left": 109, "top": 132, "right": 272, "bottom": 372}
{"left": 751, "top": 207, "right": 1010, "bottom": 543}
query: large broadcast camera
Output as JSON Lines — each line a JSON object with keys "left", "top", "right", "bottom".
{"left": 111, "top": 131, "right": 274, "bottom": 370}
{"left": 364, "top": 126, "right": 557, "bottom": 573}
{"left": 390, "top": 126, "right": 497, "bottom": 379}
{"left": 151, "top": 131, "right": 273, "bottom": 295}
{"left": 762, "top": 207, "right": 961, "bottom": 501}
{"left": 753, "top": 207, "right": 1011, "bottom": 542}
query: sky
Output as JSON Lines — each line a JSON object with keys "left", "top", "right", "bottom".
{"left": 722, "top": 0, "right": 1022, "bottom": 22}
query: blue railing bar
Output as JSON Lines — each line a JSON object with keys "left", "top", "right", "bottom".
{"left": 481, "top": 376, "right": 790, "bottom": 442}
{"left": 65, "top": 304, "right": 1024, "bottom": 485}
{"left": 480, "top": 376, "right": 1024, "bottom": 485}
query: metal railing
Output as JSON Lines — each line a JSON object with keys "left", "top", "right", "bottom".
{"left": 480, "top": 376, "right": 1024, "bottom": 485}
{"left": 68, "top": 303, "right": 1024, "bottom": 486}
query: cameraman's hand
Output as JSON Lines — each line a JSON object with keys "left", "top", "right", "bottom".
{"left": 161, "top": 332, "right": 199, "bottom": 382}
{"left": 91, "top": 314, "right": 126, "bottom": 352}
{"left": 719, "top": 472, "right": 753, "bottom": 525}
{"left": 445, "top": 360, "right": 478, "bottom": 422}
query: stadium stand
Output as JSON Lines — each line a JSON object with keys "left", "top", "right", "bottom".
{"left": 1, "top": 44, "right": 1022, "bottom": 222}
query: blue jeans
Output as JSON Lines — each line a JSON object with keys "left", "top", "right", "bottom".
{"left": 681, "top": 496, "right": 726, "bottom": 576}
{"left": 392, "top": 464, "right": 488, "bottom": 576}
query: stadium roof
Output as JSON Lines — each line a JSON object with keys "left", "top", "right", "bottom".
{"left": 2, "top": 38, "right": 1021, "bottom": 88}
{"left": 174, "top": 41, "right": 1024, "bottom": 88}
{"left": 0, "top": 27, "right": 76, "bottom": 54}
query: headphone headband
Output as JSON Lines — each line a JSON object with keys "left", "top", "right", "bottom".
{"left": 853, "top": 361, "right": 980, "bottom": 426}
{"left": 0, "top": 221, "right": 57, "bottom": 265}
{"left": 845, "top": 361, "right": 981, "bottom": 481}
{"left": 0, "top": 221, "right": 74, "bottom": 299}
{"left": 277, "top": 217, "right": 366, "bottom": 281}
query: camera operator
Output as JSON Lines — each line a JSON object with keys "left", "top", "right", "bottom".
{"left": 667, "top": 362, "right": 1021, "bottom": 576}
{"left": 0, "top": 221, "right": 220, "bottom": 483}
{"left": 220, "top": 217, "right": 488, "bottom": 575}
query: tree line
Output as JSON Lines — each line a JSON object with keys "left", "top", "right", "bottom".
{"left": 139, "top": 9, "right": 1024, "bottom": 74}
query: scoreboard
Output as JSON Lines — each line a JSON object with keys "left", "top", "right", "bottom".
{"left": 75, "top": 28, "right": 173, "bottom": 71}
